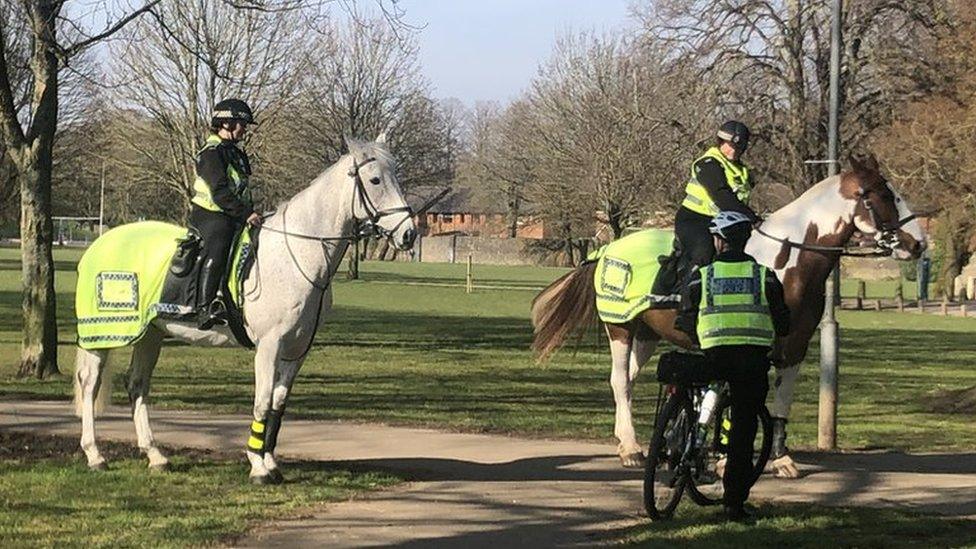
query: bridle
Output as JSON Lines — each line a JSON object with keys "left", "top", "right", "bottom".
{"left": 348, "top": 156, "right": 414, "bottom": 241}
{"left": 256, "top": 154, "right": 448, "bottom": 289}
{"left": 261, "top": 156, "right": 417, "bottom": 244}
{"left": 754, "top": 182, "right": 917, "bottom": 257}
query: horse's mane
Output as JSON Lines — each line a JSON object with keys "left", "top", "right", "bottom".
{"left": 346, "top": 137, "right": 396, "bottom": 169}
{"left": 296, "top": 138, "right": 396, "bottom": 194}
{"left": 764, "top": 174, "right": 844, "bottom": 225}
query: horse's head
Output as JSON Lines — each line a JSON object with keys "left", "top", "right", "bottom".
{"left": 344, "top": 134, "right": 417, "bottom": 251}
{"left": 845, "top": 154, "right": 926, "bottom": 260}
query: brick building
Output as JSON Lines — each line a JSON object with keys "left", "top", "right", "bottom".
{"left": 408, "top": 187, "right": 550, "bottom": 239}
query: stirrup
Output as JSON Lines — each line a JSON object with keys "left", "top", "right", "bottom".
{"left": 197, "top": 299, "right": 227, "bottom": 330}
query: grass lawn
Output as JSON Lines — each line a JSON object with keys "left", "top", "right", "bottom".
{"left": 1, "top": 247, "right": 975, "bottom": 453}
{"left": 0, "top": 431, "right": 397, "bottom": 548}
{"left": 613, "top": 503, "right": 976, "bottom": 548}
{"left": 1, "top": 247, "right": 974, "bottom": 546}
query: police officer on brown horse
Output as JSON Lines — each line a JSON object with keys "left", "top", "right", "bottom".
{"left": 190, "top": 99, "right": 262, "bottom": 329}
{"left": 675, "top": 121, "right": 759, "bottom": 272}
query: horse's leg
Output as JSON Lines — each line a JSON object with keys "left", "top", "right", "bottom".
{"left": 246, "top": 338, "right": 279, "bottom": 484}
{"left": 127, "top": 328, "right": 168, "bottom": 471}
{"left": 75, "top": 347, "right": 109, "bottom": 470}
{"left": 769, "top": 363, "right": 801, "bottom": 478}
{"left": 608, "top": 323, "right": 643, "bottom": 468}
{"left": 262, "top": 356, "right": 305, "bottom": 483}
{"left": 629, "top": 328, "right": 659, "bottom": 382}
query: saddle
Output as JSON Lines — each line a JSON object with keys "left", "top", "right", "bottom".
{"left": 157, "top": 226, "right": 259, "bottom": 348}
{"left": 649, "top": 239, "right": 695, "bottom": 307}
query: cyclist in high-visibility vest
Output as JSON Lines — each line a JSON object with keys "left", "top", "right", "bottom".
{"left": 190, "top": 98, "right": 262, "bottom": 329}
{"left": 675, "top": 211, "right": 790, "bottom": 522}
{"left": 675, "top": 121, "right": 760, "bottom": 271}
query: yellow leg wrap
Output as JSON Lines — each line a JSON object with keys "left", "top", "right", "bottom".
{"left": 247, "top": 420, "right": 266, "bottom": 452}
{"left": 720, "top": 417, "right": 732, "bottom": 446}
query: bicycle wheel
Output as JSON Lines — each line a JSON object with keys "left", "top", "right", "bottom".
{"left": 643, "top": 390, "right": 692, "bottom": 520}
{"left": 686, "top": 398, "right": 773, "bottom": 506}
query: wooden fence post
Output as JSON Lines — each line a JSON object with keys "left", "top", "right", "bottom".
{"left": 856, "top": 280, "right": 866, "bottom": 310}
{"left": 942, "top": 294, "right": 949, "bottom": 316}
{"left": 466, "top": 254, "right": 473, "bottom": 294}
{"left": 962, "top": 303, "right": 968, "bottom": 318}
{"left": 896, "top": 283, "right": 904, "bottom": 312}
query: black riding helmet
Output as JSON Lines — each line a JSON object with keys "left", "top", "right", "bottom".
{"left": 717, "top": 120, "right": 750, "bottom": 153}
{"left": 211, "top": 99, "right": 255, "bottom": 127}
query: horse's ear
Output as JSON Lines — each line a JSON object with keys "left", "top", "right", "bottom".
{"left": 344, "top": 134, "right": 363, "bottom": 155}
{"left": 848, "top": 154, "right": 862, "bottom": 172}
{"left": 864, "top": 153, "right": 880, "bottom": 173}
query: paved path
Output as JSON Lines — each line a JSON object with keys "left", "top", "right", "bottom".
{"left": 2, "top": 401, "right": 975, "bottom": 547}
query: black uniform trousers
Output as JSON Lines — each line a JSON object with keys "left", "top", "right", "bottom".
{"left": 674, "top": 206, "right": 716, "bottom": 272}
{"left": 189, "top": 205, "right": 238, "bottom": 306}
{"left": 704, "top": 345, "right": 771, "bottom": 507}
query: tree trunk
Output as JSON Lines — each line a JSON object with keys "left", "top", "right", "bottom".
{"left": 15, "top": 2, "right": 61, "bottom": 378}
{"left": 17, "top": 158, "right": 59, "bottom": 378}
{"left": 507, "top": 191, "right": 520, "bottom": 238}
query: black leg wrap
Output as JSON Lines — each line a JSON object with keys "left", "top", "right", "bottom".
{"left": 771, "top": 417, "right": 789, "bottom": 459}
{"left": 264, "top": 409, "right": 284, "bottom": 455}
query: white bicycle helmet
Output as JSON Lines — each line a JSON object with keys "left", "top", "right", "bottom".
{"left": 708, "top": 211, "right": 753, "bottom": 241}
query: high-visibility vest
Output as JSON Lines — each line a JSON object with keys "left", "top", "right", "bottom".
{"left": 191, "top": 134, "right": 252, "bottom": 213}
{"left": 697, "top": 260, "right": 775, "bottom": 349}
{"left": 680, "top": 147, "right": 751, "bottom": 217}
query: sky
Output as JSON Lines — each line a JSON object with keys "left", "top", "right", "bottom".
{"left": 398, "top": 0, "right": 634, "bottom": 105}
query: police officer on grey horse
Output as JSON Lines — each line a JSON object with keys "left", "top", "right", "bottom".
{"left": 190, "top": 99, "right": 262, "bottom": 329}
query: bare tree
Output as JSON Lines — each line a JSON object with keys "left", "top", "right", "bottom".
{"left": 0, "top": 0, "right": 163, "bottom": 378}
{"left": 523, "top": 33, "right": 706, "bottom": 239}
{"left": 286, "top": 16, "right": 456, "bottom": 187}
{"left": 872, "top": 1, "right": 976, "bottom": 294}
{"left": 461, "top": 101, "right": 535, "bottom": 238}
{"left": 636, "top": 0, "right": 948, "bottom": 195}
{"left": 107, "top": 0, "right": 310, "bottom": 218}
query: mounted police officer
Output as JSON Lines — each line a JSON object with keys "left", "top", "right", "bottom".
{"left": 676, "top": 121, "right": 760, "bottom": 272}
{"left": 190, "top": 98, "right": 262, "bottom": 329}
{"left": 675, "top": 211, "right": 790, "bottom": 522}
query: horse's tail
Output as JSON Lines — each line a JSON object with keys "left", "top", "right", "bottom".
{"left": 74, "top": 347, "right": 111, "bottom": 417}
{"left": 531, "top": 262, "right": 599, "bottom": 362}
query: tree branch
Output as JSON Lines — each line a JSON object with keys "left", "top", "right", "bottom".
{"left": 61, "top": 0, "right": 162, "bottom": 58}
{"left": 0, "top": 25, "right": 26, "bottom": 155}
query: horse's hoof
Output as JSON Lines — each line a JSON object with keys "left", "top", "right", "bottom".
{"left": 772, "top": 455, "right": 800, "bottom": 479}
{"left": 715, "top": 457, "right": 727, "bottom": 479}
{"left": 250, "top": 473, "right": 282, "bottom": 485}
{"left": 268, "top": 468, "right": 284, "bottom": 484}
{"left": 149, "top": 462, "right": 170, "bottom": 473}
{"left": 88, "top": 461, "right": 108, "bottom": 471}
{"left": 620, "top": 452, "right": 646, "bottom": 469}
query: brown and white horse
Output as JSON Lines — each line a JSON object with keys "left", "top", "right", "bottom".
{"left": 531, "top": 156, "right": 925, "bottom": 477}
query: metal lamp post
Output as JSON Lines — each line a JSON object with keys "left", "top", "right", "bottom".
{"left": 818, "top": 0, "right": 843, "bottom": 451}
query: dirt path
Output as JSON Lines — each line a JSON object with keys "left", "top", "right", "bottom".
{"left": 2, "top": 400, "right": 974, "bottom": 547}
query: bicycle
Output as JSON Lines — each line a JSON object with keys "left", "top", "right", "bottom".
{"left": 643, "top": 351, "right": 773, "bottom": 520}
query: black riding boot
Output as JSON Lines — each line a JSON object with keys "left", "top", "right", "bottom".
{"left": 189, "top": 206, "right": 236, "bottom": 330}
